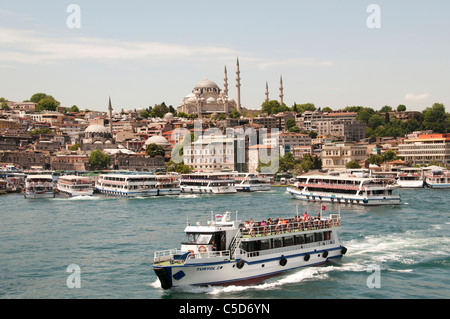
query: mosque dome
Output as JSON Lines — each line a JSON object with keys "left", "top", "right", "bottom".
{"left": 145, "top": 135, "right": 170, "bottom": 146}
{"left": 84, "top": 124, "right": 109, "bottom": 133}
{"left": 206, "top": 97, "right": 216, "bottom": 104}
{"left": 164, "top": 112, "right": 174, "bottom": 121}
{"left": 194, "top": 79, "right": 219, "bottom": 90}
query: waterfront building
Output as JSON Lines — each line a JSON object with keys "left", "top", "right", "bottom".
{"left": 398, "top": 133, "right": 450, "bottom": 166}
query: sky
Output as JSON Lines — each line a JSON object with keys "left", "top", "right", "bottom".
{"left": 0, "top": 0, "right": 449, "bottom": 113}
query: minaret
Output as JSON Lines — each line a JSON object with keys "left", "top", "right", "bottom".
{"left": 279, "top": 75, "right": 284, "bottom": 106}
{"left": 224, "top": 66, "right": 229, "bottom": 96}
{"left": 265, "top": 81, "right": 269, "bottom": 102}
{"left": 108, "top": 96, "right": 113, "bottom": 134}
{"left": 236, "top": 57, "right": 242, "bottom": 113}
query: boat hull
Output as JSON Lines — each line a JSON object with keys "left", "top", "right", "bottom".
{"left": 95, "top": 187, "right": 158, "bottom": 197}
{"left": 180, "top": 185, "right": 236, "bottom": 194}
{"left": 286, "top": 187, "right": 401, "bottom": 206}
{"left": 24, "top": 191, "right": 55, "bottom": 199}
{"left": 396, "top": 180, "right": 424, "bottom": 188}
{"left": 235, "top": 184, "right": 271, "bottom": 192}
{"left": 153, "top": 245, "right": 344, "bottom": 289}
{"left": 425, "top": 183, "right": 450, "bottom": 189}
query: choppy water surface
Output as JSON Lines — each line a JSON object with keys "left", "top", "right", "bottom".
{"left": 1, "top": 188, "right": 449, "bottom": 299}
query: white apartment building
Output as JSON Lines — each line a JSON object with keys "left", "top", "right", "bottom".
{"left": 321, "top": 142, "right": 368, "bottom": 171}
{"left": 398, "top": 133, "right": 450, "bottom": 166}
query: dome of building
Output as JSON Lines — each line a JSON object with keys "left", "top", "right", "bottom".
{"left": 206, "top": 97, "right": 216, "bottom": 104}
{"left": 145, "top": 135, "right": 170, "bottom": 146}
{"left": 194, "top": 79, "right": 219, "bottom": 90}
{"left": 164, "top": 112, "right": 174, "bottom": 121}
{"left": 84, "top": 124, "right": 109, "bottom": 133}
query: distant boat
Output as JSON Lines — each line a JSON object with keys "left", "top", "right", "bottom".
{"left": 424, "top": 169, "right": 450, "bottom": 189}
{"left": 396, "top": 168, "right": 424, "bottom": 188}
{"left": 24, "top": 175, "right": 55, "bottom": 199}
{"left": 95, "top": 173, "right": 158, "bottom": 197}
{"left": 57, "top": 175, "right": 94, "bottom": 197}
{"left": 232, "top": 173, "right": 271, "bottom": 192}
{"left": 180, "top": 172, "right": 236, "bottom": 194}
{"left": 287, "top": 174, "right": 400, "bottom": 206}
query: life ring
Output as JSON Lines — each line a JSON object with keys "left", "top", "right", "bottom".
{"left": 327, "top": 220, "right": 332, "bottom": 228}
{"left": 188, "top": 250, "right": 194, "bottom": 257}
{"left": 236, "top": 260, "right": 245, "bottom": 269}
{"left": 322, "top": 251, "right": 329, "bottom": 258}
{"left": 279, "top": 256, "right": 287, "bottom": 266}
{"left": 198, "top": 245, "right": 207, "bottom": 253}
{"left": 304, "top": 253, "right": 310, "bottom": 262}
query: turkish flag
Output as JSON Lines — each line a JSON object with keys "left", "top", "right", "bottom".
{"left": 322, "top": 205, "right": 326, "bottom": 211}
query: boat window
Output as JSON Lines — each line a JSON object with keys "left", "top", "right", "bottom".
{"left": 305, "top": 234, "right": 314, "bottom": 244}
{"left": 283, "top": 236, "right": 294, "bottom": 247}
{"left": 272, "top": 238, "right": 282, "bottom": 248}
{"left": 260, "top": 239, "right": 270, "bottom": 250}
{"left": 315, "top": 232, "right": 323, "bottom": 242}
{"left": 182, "top": 233, "right": 213, "bottom": 245}
{"left": 294, "top": 235, "right": 304, "bottom": 245}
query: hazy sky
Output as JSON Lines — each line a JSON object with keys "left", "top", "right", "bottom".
{"left": 1, "top": 0, "right": 449, "bottom": 112}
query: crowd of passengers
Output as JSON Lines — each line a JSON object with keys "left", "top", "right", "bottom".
{"left": 242, "top": 212, "right": 336, "bottom": 237}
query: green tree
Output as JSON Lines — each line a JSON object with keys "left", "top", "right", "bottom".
{"left": 165, "top": 160, "right": 192, "bottom": 174}
{"left": 70, "top": 105, "right": 80, "bottom": 113}
{"left": 382, "top": 150, "right": 397, "bottom": 162}
{"left": 35, "top": 95, "right": 60, "bottom": 112}
{"left": 140, "top": 110, "right": 150, "bottom": 118}
{"left": 30, "top": 93, "right": 47, "bottom": 104}
{"left": 380, "top": 105, "right": 392, "bottom": 113}
{"left": 322, "top": 107, "right": 333, "bottom": 112}
{"left": 397, "top": 105, "right": 407, "bottom": 112}
{"left": 261, "top": 100, "right": 288, "bottom": 115}
{"left": 285, "top": 118, "right": 296, "bottom": 131}
{"left": 369, "top": 154, "right": 383, "bottom": 165}
{"left": 146, "top": 143, "right": 165, "bottom": 157}
{"left": 422, "top": 103, "right": 448, "bottom": 133}
{"left": 89, "top": 150, "right": 111, "bottom": 170}
{"left": 150, "top": 102, "right": 169, "bottom": 118}
{"left": 229, "top": 109, "right": 241, "bottom": 119}
{"left": 346, "top": 161, "right": 361, "bottom": 169}
{"left": 1, "top": 102, "right": 9, "bottom": 110}
{"left": 69, "top": 143, "right": 81, "bottom": 151}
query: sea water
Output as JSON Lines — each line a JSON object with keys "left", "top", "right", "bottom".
{"left": 0, "top": 188, "right": 448, "bottom": 299}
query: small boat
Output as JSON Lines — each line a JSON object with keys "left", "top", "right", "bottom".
{"left": 24, "top": 175, "right": 55, "bottom": 199}
{"left": 396, "top": 168, "right": 424, "bottom": 188}
{"left": 57, "top": 175, "right": 94, "bottom": 197}
{"left": 287, "top": 174, "right": 400, "bottom": 206}
{"left": 425, "top": 169, "right": 450, "bottom": 189}
{"left": 233, "top": 173, "right": 271, "bottom": 192}
{"left": 153, "top": 210, "right": 347, "bottom": 289}
{"left": 180, "top": 172, "right": 236, "bottom": 194}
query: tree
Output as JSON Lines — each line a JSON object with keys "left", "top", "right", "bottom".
{"left": 30, "top": 93, "right": 47, "bottom": 104}
{"left": 322, "top": 107, "right": 333, "bottom": 112}
{"left": 285, "top": 118, "right": 296, "bottom": 131}
{"left": 422, "top": 103, "right": 448, "bottom": 133}
{"left": 1, "top": 102, "right": 9, "bottom": 110}
{"left": 150, "top": 102, "right": 169, "bottom": 118}
{"left": 70, "top": 105, "right": 80, "bottom": 113}
{"left": 397, "top": 105, "right": 407, "bottom": 112}
{"left": 369, "top": 154, "right": 383, "bottom": 165}
{"left": 35, "top": 95, "right": 60, "bottom": 112}
{"left": 382, "top": 150, "right": 397, "bottom": 162}
{"left": 165, "top": 160, "right": 192, "bottom": 174}
{"left": 140, "top": 110, "right": 150, "bottom": 118}
{"left": 380, "top": 105, "right": 392, "bottom": 113}
{"left": 346, "top": 161, "right": 361, "bottom": 169}
{"left": 89, "top": 150, "right": 111, "bottom": 170}
{"left": 261, "top": 100, "right": 288, "bottom": 115}
{"left": 229, "top": 109, "right": 241, "bottom": 119}
{"left": 145, "top": 143, "right": 165, "bottom": 157}
{"left": 69, "top": 143, "right": 81, "bottom": 151}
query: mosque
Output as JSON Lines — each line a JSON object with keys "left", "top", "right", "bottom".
{"left": 177, "top": 58, "right": 243, "bottom": 117}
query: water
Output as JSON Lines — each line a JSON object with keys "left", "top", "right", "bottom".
{"left": 0, "top": 188, "right": 449, "bottom": 299}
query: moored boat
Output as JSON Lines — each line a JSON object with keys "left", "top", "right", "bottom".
{"left": 425, "top": 169, "right": 450, "bottom": 189}
{"left": 233, "top": 173, "right": 271, "bottom": 192}
{"left": 180, "top": 172, "right": 236, "bottom": 194}
{"left": 155, "top": 174, "right": 181, "bottom": 196}
{"left": 286, "top": 174, "right": 400, "bottom": 206}
{"left": 153, "top": 210, "right": 346, "bottom": 289}
{"left": 396, "top": 168, "right": 424, "bottom": 188}
{"left": 24, "top": 175, "right": 55, "bottom": 199}
{"left": 57, "top": 175, "right": 94, "bottom": 197}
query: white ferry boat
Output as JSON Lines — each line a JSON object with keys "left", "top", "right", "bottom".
{"left": 153, "top": 211, "right": 346, "bottom": 289}
{"left": 24, "top": 175, "right": 55, "bottom": 199}
{"left": 95, "top": 174, "right": 158, "bottom": 197}
{"left": 155, "top": 175, "right": 181, "bottom": 196}
{"left": 233, "top": 173, "right": 271, "bottom": 192}
{"left": 57, "top": 175, "right": 94, "bottom": 197}
{"left": 396, "top": 168, "right": 424, "bottom": 188}
{"left": 425, "top": 169, "right": 450, "bottom": 189}
{"left": 180, "top": 172, "right": 236, "bottom": 194}
{"left": 286, "top": 174, "right": 400, "bottom": 206}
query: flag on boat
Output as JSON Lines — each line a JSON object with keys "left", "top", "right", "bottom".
{"left": 215, "top": 214, "right": 223, "bottom": 221}
{"left": 322, "top": 205, "right": 326, "bottom": 211}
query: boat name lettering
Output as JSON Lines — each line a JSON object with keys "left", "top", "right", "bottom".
{"left": 196, "top": 266, "right": 223, "bottom": 271}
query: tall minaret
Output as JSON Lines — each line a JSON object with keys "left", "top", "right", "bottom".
{"left": 236, "top": 57, "right": 242, "bottom": 113}
{"left": 224, "top": 66, "right": 229, "bottom": 96}
{"left": 265, "top": 81, "right": 269, "bottom": 102}
{"left": 108, "top": 96, "right": 113, "bottom": 134}
{"left": 279, "top": 75, "right": 284, "bottom": 106}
